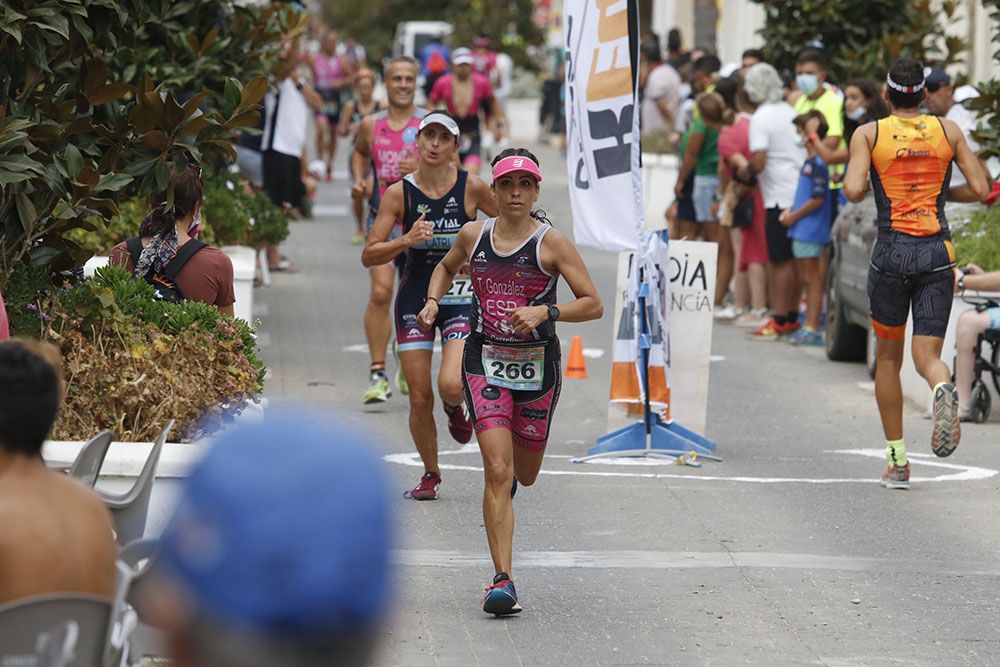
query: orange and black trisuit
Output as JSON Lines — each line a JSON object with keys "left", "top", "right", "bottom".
{"left": 867, "top": 114, "right": 957, "bottom": 340}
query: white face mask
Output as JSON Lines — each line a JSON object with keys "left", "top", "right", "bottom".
{"left": 847, "top": 105, "right": 867, "bottom": 121}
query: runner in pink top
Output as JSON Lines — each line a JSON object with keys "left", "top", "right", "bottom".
{"left": 419, "top": 148, "right": 603, "bottom": 617}
{"left": 429, "top": 47, "right": 505, "bottom": 174}
{"left": 311, "top": 31, "right": 349, "bottom": 180}
{"left": 351, "top": 56, "right": 425, "bottom": 407}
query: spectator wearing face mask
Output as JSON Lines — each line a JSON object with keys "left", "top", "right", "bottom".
{"left": 793, "top": 50, "right": 844, "bottom": 190}
{"left": 110, "top": 168, "right": 236, "bottom": 315}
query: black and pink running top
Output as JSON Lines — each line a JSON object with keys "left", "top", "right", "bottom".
{"left": 469, "top": 218, "right": 558, "bottom": 344}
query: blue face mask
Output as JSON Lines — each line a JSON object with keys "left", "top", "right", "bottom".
{"left": 846, "top": 105, "right": 867, "bottom": 121}
{"left": 796, "top": 73, "right": 819, "bottom": 96}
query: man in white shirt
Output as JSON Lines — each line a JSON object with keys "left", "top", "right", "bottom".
{"left": 261, "top": 38, "right": 322, "bottom": 270}
{"left": 742, "top": 62, "right": 807, "bottom": 340}
{"left": 640, "top": 40, "right": 682, "bottom": 135}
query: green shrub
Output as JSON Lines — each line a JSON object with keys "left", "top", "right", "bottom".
{"left": 20, "top": 265, "right": 265, "bottom": 442}
{"left": 243, "top": 188, "right": 290, "bottom": 247}
{"left": 953, "top": 206, "right": 1000, "bottom": 271}
{"left": 65, "top": 198, "right": 148, "bottom": 257}
{"left": 202, "top": 176, "right": 250, "bottom": 246}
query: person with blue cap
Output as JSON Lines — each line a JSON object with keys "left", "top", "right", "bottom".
{"left": 141, "top": 412, "right": 393, "bottom": 667}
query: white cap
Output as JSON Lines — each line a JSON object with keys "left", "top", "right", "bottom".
{"left": 452, "top": 47, "right": 474, "bottom": 66}
{"left": 418, "top": 111, "right": 460, "bottom": 137}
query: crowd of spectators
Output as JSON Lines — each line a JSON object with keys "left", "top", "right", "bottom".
{"left": 639, "top": 32, "right": 995, "bottom": 352}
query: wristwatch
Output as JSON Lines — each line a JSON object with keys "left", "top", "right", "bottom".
{"left": 957, "top": 275, "right": 966, "bottom": 291}
{"left": 547, "top": 304, "right": 560, "bottom": 321}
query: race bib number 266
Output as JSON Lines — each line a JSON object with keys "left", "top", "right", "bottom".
{"left": 482, "top": 343, "right": 544, "bottom": 391}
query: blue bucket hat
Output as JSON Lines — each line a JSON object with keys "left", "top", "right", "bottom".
{"left": 155, "top": 410, "right": 393, "bottom": 636}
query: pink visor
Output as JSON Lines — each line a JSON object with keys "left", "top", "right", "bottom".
{"left": 492, "top": 156, "right": 542, "bottom": 183}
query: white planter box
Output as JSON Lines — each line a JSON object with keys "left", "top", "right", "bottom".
{"left": 42, "top": 398, "right": 266, "bottom": 475}
{"left": 83, "top": 255, "right": 109, "bottom": 277}
{"left": 900, "top": 290, "right": 1000, "bottom": 411}
{"left": 641, "top": 153, "right": 678, "bottom": 233}
{"left": 220, "top": 245, "right": 256, "bottom": 324}
{"left": 81, "top": 246, "right": 255, "bottom": 325}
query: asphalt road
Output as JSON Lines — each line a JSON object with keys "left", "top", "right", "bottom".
{"left": 255, "top": 141, "right": 1000, "bottom": 666}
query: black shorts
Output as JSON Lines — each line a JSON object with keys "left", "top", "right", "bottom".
{"left": 395, "top": 274, "right": 471, "bottom": 351}
{"left": 459, "top": 132, "right": 483, "bottom": 166}
{"left": 675, "top": 173, "right": 696, "bottom": 222}
{"left": 317, "top": 87, "right": 341, "bottom": 125}
{"left": 262, "top": 150, "right": 304, "bottom": 210}
{"left": 765, "top": 206, "right": 794, "bottom": 263}
{"left": 867, "top": 230, "right": 956, "bottom": 340}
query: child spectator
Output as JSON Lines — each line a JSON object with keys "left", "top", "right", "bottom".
{"left": 781, "top": 110, "right": 833, "bottom": 346}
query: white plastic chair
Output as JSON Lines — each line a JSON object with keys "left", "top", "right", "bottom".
{"left": 0, "top": 594, "right": 110, "bottom": 667}
{"left": 98, "top": 420, "right": 174, "bottom": 545}
{"left": 68, "top": 431, "right": 114, "bottom": 488}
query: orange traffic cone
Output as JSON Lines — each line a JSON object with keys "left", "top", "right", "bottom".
{"left": 565, "top": 335, "right": 587, "bottom": 379}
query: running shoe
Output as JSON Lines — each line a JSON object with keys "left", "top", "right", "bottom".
{"left": 404, "top": 471, "right": 441, "bottom": 500}
{"left": 482, "top": 572, "right": 522, "bottom": 616}
{"left": 714, "top": 305, "right": 741, "bottom": 321}
{"left": 746, "top": 318, "right": 796, "bottom": 341}
{"left": 731, "top": 308, "right": 769, "bottom": 328}
{"left": 788, "top": 328, "right": 823, "bottom": 347}
{"left": 351, "top": 233, "right": 364, "bottom": 245}
{"left": 931, "top": 382, "right": 961, "bottom": 457}
{"left": 880, "top": 462, "right": 911, "bottom": 490}
{"left": 393, "top": 341, "right": 409, "bottom": 396}
{"left": 444, "top": 402, "right": 473, "bottom": 444}
{"left": 363, "top": 373, "right": 391, "bottom": 404}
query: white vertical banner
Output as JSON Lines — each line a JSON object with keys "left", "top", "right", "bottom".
{"left": 665, "top": 240, "right": 717, "bottom": 436}
{"left": 564, "top": 0, "right": 643, "bottom": 254}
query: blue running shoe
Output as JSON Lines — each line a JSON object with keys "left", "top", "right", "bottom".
{"left": 482, "top": 572, "right": 522, "bottom": 616}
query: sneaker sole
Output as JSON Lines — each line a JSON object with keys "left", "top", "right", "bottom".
{"left": 879, "top": 478, "right": 910, "bottom": 490}
{"left": 363, "top": 391, "right": 391, "bottom": 405}
{"left": 483, "top": 591, "right": 523, "bottom": 616}
{"left": 931, "top": 384, "right": 961, "bottom": 457}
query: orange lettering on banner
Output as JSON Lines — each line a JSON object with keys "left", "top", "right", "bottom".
{"left": 587, "top": 0, "right": 631, "bottom": 102}
{"left": 596, "top": 0, "right": 628, "bottom": 41}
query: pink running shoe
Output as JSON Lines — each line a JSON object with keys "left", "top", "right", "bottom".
{"left": 444, "top": 403, "right": 473, "bottom": 444}
{"left": 404, "top": 472, "right": 441, "bottom": 501}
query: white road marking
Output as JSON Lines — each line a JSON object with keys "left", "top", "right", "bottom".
{"left": 383, "top": 447, "right": 997, "bottom": 484}
{"left": 395, "top": 549, "right": 1000, "bottom": 576}
{"left": 710, "top": 355, "right": 726, "bottom": 362}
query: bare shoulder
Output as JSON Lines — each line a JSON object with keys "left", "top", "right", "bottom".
{"left": 458, "top": 219, "right": 486, "bottom": 241}
{"left": 50, "top": 473, "right": 115, "bottom": 524}
{"left": 540, "top": 224, "right": 572, "bottom": 249}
